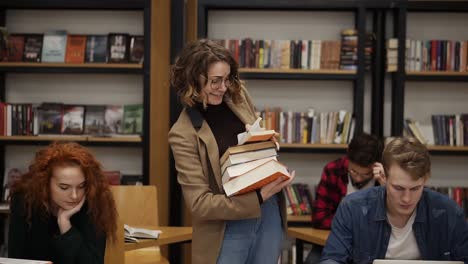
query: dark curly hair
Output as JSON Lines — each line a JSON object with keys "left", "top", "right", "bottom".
{"left": 11, "top": 142, "right": 118, "bottom": 242}
{"left": 170, "top": 39, "right": 245, "bottom": 107}
{"left": 348, "top": 132, "right": 383, "bottom": 167}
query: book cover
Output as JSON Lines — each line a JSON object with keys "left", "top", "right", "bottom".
{"left": 222, "top": 159, "right": 290, "bottom": 197}
{"left": 221, "top": 147, "right": 278, "bottom": 174}
{"left": 104, "top": 105, "right": 123, "bottom": 134}
{"left": 103, "top": 170, "right": 121, "bottom": 185}
{"left": 237, "top": 117, "right": 276, "bottom": 145}
{"left": 220, "top": 140, "right": 277, "bottom": 165}
{"left": 23, "top": 34, "right": 43, "bottom": 62}
{"left": 129, "top": 35, "right": 144, "bottom": 63}
{"left": 108, "top": 33, "right": 129, "bottom": 63}
{"left": 123, "top": 104, "right": 143, "bottom": 134}
{"left": 120, "top": 174, "right": 143, "bottom": 185}
{"left": 222, "top": 156, "right": 277, "bottom": 184}
{"left": 37, "top": 103, "right": 63, "bottom": 134}
{"left": 7, "top": 34, "right": 25, "bottom": 62}
{"left": 65, "top": 35, "right": 86, "bottom": 63}
{"left": 62, "top": 105, "right": 85, "bottom": 135}
{"left": 41, "top": 30, "right": 67, "bottom": 63}
{"left": 85, "top": 35, "right": 108, "bottom": 63}
{"left": 84, "top": 105, "right": 106, "bottom": 135}
{"left": 2, "top": 167, "right": 23, "bottom": 202}
{"left": 0, "top": 27, "right": 7, "bottom": 62}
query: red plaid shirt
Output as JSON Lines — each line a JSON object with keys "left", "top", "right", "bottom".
{"left": 312, "top": 156, "right": 349, "bottom": 229}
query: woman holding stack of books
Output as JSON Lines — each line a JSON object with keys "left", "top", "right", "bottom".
{"left": 169, "top": 39, "right": 295, "bottom": 264}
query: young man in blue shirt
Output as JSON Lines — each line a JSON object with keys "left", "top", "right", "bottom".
{"left": 320, "top": 137, "right": 468, "bottom": 264}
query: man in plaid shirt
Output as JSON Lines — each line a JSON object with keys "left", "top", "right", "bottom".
{"left": 312, "top": 133, "right": 385, "bottom": 229}
{"left": 305, "top": 133, "right": 385, "bottom": 264}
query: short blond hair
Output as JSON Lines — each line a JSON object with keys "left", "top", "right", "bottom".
{"left": 382, "top": 137, "right": 431, "bottom": 180}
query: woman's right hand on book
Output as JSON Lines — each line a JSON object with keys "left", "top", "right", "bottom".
{"left": 260, "top": 170, "right": 295, "bottom": 201}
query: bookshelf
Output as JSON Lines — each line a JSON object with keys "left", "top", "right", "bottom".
{"left": 0, "top": 62, "right": 143, "bottom": 74}
{"left": 0, "top": 0, "right": 150, "bottom": 181}
{"left": 0, "top": 0, "right": 172, "bottom": 256}
{"left": 391, "top": 1, "right": 468, "bottom": 155}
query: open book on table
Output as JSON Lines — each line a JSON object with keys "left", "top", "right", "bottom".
{"left": 0, "top": 258, "right": 51, "bottom": 264}
{"left": 124, "top": 224, "right": 162, "bottom": 243}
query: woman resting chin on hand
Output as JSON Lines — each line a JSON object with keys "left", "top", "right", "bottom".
{"left": 8, "top": 142, "right": 118, "bottom": 264}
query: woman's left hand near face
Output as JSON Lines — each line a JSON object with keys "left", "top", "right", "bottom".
{"left": 57, "top": 197, "right": 85, "bottom": 234}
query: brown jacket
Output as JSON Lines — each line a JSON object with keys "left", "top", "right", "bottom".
{"left": 169, "top": 89, "right": 286, "bottom": 264}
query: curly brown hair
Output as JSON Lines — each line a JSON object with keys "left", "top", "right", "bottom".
{"left": 170, "top": 39, "right": 245, "bottom": 107}
{"left": 11, "top": 142, "right": 118, "bottom": 242}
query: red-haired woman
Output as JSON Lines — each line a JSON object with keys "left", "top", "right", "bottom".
{"left": 8, "top": 142, "right": 117, "bottom": 264}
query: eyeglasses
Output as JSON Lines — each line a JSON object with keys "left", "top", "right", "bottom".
{"left": 348, "top": 167, "right": 373, "bottom": 178}
{"left": 202, "top": 76, "right": 234, "bottom": 90}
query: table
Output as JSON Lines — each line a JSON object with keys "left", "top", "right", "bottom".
{"left": 124, "top": 226, "right": 192, "bottom": 251}
{"left": 287, "top": 227, "right": 330, "bottom": 264}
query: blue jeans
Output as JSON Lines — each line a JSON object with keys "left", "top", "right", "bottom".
{"left": 217, "top": 195, "right": 283, "bottom": 264}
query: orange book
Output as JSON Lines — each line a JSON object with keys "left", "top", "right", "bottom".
{"left": 65, "top": 35, "right": 87, "bottom": 63}
{"left": 222, "top": 159, "right": 290, "bottom": 197}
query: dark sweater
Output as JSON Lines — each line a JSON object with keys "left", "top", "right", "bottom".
{"left": 198, "top": 102, "right": 245, "bottom": 156}
{"left": 8, "top": 194, "right": 106, "bottom": 264}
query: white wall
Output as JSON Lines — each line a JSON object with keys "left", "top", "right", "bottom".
{"left": 4, "top": 10, "right": 144, "bottom": 175}
{"left": 208, "top": 10, "right": 468, "bottom": 188}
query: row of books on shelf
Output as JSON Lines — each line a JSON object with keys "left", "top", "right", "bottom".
{"left": 404, "top": 114, "right": 468, "bottom": 146}
{"left": 0, "top": 28, "right": 144, "bottom": 64}
{"left": 1, "top": 168, "right": 143, "bottom": 202}
{"left": 386, "top": 38, "right": 468, "bottom": 72}
{"left": 258, "top": 108, "right": 355, "bottom": 144}
{"left": 284, "top": 183, "right": 314, "bottom": 216}
{"left": 0, "top": 102, "right": 143, "bottom": 137}
{"left": 429, "top": 186, "right": 468, "bottom": 216}
{"left": 214, "top": 29, "right": 373, "bottom": 71}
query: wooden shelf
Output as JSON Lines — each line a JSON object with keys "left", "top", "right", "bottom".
{"left": 426, "top": 145, "right": 468, "bottom": 155}
{"left": 279, "top": 143, "right": 348, "bottom": 153}
{"left": 0, "top": 135, "right": 142, "bottom": 146}
{"left": 0, "top": 0, "right": 145, "bottom": 10}
{"left": 240, "top": 68, "right": 356, "bottom": 75}
{"left": 407, "top": 71, "right": 468, "bottom": 76}
{"left": 239, "top": 68, "right": 357, "bottom": 80}
{"left": 0, "top": 62, "right": 143, "bottom": 74}
{"left": 406, "top": 71, "right": 468, "bottom": 82}
{"left": 287, "top": 214, "right": 311, "bottom": 223}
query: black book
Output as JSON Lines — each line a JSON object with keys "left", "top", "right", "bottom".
{"left": 23, "top": 34, "right": 44, "bottom": 62}
{"left": 129, "top": 35, "right": 144, "bottom": 64}
{"left": 108, "top": 33, "right": 129, "bottom": 63}
{"left": 85, "top": 35, "right": 108, "bottom": 63}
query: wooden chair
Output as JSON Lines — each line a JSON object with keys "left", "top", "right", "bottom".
{"left": 105, "top": 185, "right": 169, "bottom": 264}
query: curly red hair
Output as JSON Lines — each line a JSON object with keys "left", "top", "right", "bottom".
{"left": 11, "top": 142, "right": 118, "bottom": 242}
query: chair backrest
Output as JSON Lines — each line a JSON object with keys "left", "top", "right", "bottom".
{"left": 104, "top": 185, "right": 159, "bottom": 264}
{"left": 111, "top": 185, "right": 159, "bottom": 227}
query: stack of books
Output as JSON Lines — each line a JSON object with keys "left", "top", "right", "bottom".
{"left": 221, "top": 119, "right": 291, "bottom": 197}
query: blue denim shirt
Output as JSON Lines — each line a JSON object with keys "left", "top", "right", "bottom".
{"left": 320, "top": 186, "right": 468, "bottom": 264}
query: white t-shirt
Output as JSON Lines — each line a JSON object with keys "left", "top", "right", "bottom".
{"left": 346, "top": 174, "right": 375, "bottom": 195}
{"left": 385, "top": 210, "right": 421, "bottom": 260}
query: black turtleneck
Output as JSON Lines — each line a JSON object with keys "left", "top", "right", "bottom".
{"left": 198, "top": 102, "right": 245, "bottom": 156}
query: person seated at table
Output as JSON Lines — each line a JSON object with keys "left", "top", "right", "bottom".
{"left": 305, "top": 133, "right": 384, "bottom": 263}
{"left": 8, "top": 142, "right": 118, "bottom": 264}
{"left": 319, "top": 137, "right": 468, "bottom": 263}
{"left": 313, "top": 132, "right": 385, "bottom": 229}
